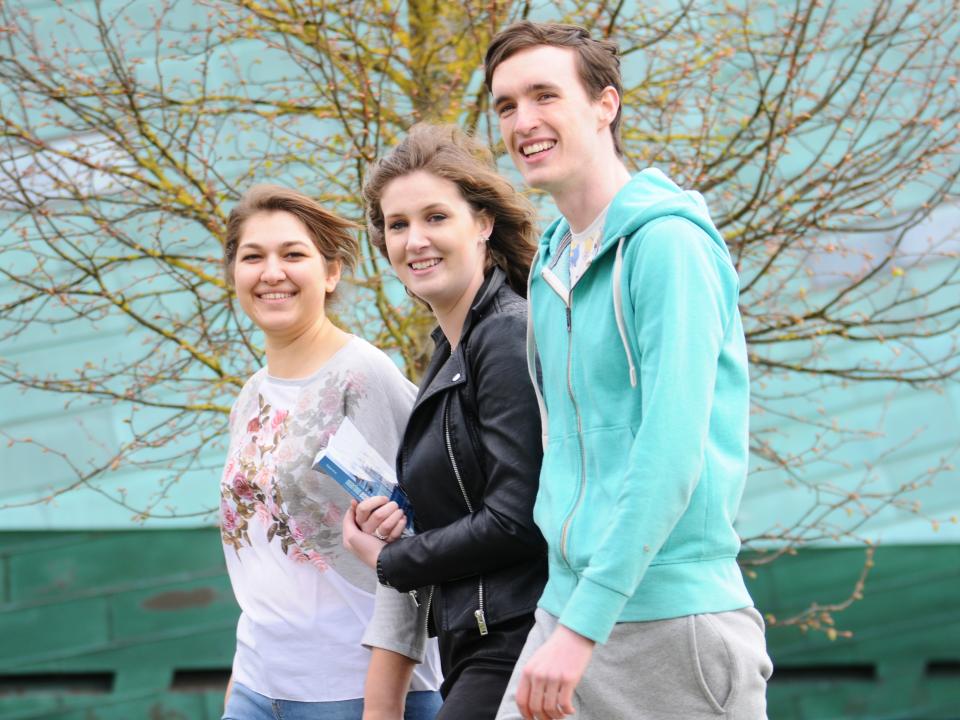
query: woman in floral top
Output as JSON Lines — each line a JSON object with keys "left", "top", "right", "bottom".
{"left": 220, "top": 185, "right": 442, "bottom": 720}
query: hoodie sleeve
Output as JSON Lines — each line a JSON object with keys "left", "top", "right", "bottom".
{"left": 557, "top": 216, "right": 741, "bottom": 643}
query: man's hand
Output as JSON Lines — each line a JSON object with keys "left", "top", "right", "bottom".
{"left": 355, "top": 495, "right": 407, "bottom": 542}
{"left": 516, "top": 625, "right": 595, "bottom": 719}
{"left": 342, "top": 500, "right": 386, "bottom": 569}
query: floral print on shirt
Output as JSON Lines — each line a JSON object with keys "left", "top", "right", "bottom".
{"left": 220, "top": 368, "right": 367, "bottom": 570}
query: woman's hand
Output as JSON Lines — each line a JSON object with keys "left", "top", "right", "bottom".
{"left": 342, "top": 500, "right": 387, "bottom": 569}
{"left": 355, "top": 495, "right": 407, "bottom": 542}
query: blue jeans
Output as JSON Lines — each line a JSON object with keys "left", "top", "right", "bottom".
{"left": 223, "top": 681, "right": 442, "bottom": 720}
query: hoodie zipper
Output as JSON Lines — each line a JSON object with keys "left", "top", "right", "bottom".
{"left": 542, "top": 235, "right": 588, "bottom": 569}
{"left": 443, "top": 399, "right": 489, "bottom": 636}
{"left": 559, "top": 303, "right": 588, "bottom": 566}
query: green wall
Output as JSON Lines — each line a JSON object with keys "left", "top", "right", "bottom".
{"left": 1, "top": 529, "right": 958, "bottom": 719}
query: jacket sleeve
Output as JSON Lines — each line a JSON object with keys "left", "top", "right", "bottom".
{"left": 378, "top": 304, "right": 546, "bottom": 592}
{"left": 558, "top": 217, "right": 741, "bottom": 643}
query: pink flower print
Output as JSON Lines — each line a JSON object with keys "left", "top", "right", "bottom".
{"left": 307, "top": 551, "right": 329, "bottom": 572}
{"left": 321, "top": 501, "right": 343, "bottom": 527}
{"left": 271, "top": 409, "right": 288, "bottom": 430}
{"left": 242, "top": 441, "right": 257, "bottom": 458}
{"left": 220, "top": 499, "right": 238, "bottom": 532}
{"left": 289, "top": 545, "right": 310, "bottom": 564}
{"left": 253, "top": 467, "right": 273, "bottom": 492}
{"left": 317, "top": 384, "right": 342, "bottom": 416}
{"left": 232, "top": 473, "right": 255, "bottom": 499}
{"left": 254, "top": 501, "right": 272, "bottom": 525}
{"left": 276, "top": 442, "right": 297, "bottom": 463}
{"left": 247, "top": 417, "right": 261, "bottom": 433}
{"left": 288, "top": 518, "right": 306, "bottom": 543}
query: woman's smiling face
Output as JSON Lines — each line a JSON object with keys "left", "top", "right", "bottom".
{"left": 233, "top": 210, "right": 340, "bottom": 339}
{"left": 380, "top": 170, "right": 491, "bottom": 318}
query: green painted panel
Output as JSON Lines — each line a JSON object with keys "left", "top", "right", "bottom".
{"left": 0, "top": 689, "right": 224, "bottom": 720}
{"left": 110, "top": 578, "right": 237, "bottom": 644}
{"left": 5, "top": 530, "right": 227, "bottom": 606}
{"left": 0, "top": 597, "right": 110, "bottom": 670}
{"left": 747, "top": 544, "right": 960, "bottom": 719}
{"left": 2, "top": 531, "right": 959, "bottom": 719}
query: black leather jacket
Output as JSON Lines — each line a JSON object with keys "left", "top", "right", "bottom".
{"left": 378, "top": 268, "right": 548, "bottom": 635}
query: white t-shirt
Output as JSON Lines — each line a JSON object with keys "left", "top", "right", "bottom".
{"left": 568, "top": 204, "right": 610, "bottom": 287}
{"left": 220, "top": 336, "right": 442, "bottom": 702}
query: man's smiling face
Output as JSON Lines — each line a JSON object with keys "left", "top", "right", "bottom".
{"left": 491, "top": 44, "right": 613, "bottom": 194}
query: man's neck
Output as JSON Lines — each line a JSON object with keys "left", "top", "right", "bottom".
{"left": 552, "top": 157, "right": 631, "bottom": 233}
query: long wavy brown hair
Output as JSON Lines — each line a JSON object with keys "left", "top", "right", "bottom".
{"left": 363, "top": 123, "right": 539, "bottom": 297}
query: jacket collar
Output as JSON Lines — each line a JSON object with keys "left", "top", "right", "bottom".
{"left": 416, "top": 268, "right": 506, "bottom": 408}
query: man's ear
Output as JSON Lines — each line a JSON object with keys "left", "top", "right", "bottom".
{"left": 597, "top": 85, "right": 621, "bottom": 130}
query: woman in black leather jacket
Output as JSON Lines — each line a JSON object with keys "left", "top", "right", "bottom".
{"left": 343, "top": 124, "right": 547, "bottom": 719}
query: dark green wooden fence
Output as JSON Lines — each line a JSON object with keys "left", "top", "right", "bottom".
{"left": 1, "top": 530, "right": 957, "bottom": 719}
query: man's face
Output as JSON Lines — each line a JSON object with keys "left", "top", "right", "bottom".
{"left": 491, "top": 44, "right": 612, "bottom": 194}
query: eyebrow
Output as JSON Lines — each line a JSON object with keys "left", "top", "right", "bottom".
{"left": 237, "top": 240, "right": 312, "bottom": 250}
{"left": 493, "top": 81, "right": 562, "bottom": 108}
{"left": 385, "top": 202, "right": 452, "bottom": 222}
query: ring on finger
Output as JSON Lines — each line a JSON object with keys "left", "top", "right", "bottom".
{"left": 373, "top": 529, "right": 388, "bottom": 541}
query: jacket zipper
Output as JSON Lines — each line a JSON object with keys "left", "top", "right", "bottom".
{"left": 421, "top": 585, "right": 435, "bottom": 637}
{"left": 443, "top": 399, "right": 489, "bottom": 636}
{"left": 559, "top": 302, "right": 588, "bottom": 567}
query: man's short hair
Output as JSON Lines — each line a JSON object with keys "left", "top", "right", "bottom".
{"left": 484, "top": 20, "right": 624, "bottom": 156}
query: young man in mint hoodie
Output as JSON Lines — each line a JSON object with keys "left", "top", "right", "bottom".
{"left": 486, "top": 21, "right": 772, "bottom": 720}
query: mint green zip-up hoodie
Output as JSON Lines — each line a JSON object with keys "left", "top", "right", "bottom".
{"left": 526, "top": 168, "right": 755, "bottom": 644}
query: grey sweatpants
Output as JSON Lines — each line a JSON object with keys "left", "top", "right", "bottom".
{"left": 495, "top": 607, "right": 772, "bottom": 720}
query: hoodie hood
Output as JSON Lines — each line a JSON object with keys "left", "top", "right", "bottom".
{"left": 538, "top": 168, "right": 729, "bottom": 267}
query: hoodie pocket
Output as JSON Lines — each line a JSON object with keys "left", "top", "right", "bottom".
{"left": 562, "top": 425, "right": 636, "bottom": 571}
{"left": 534, "top": 433, "right": 581, "bottom": 556}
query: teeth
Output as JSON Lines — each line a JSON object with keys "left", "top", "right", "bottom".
{"left": 260, "top": 293, "right": 292, "bottom": 299}
{"left": 410, "top": 259, "right": 440, "bottom": 270}
{"left": 522, "top": 141, "right": 555, "bottom": 156}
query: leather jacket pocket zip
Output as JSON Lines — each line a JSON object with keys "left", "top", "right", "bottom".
{"left": 443, "top": 399, "right": 489, "bottom": 636}
{"left": 422, "top": 585, "right": 435, "bottom": 637}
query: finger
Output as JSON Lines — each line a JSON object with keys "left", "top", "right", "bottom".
{"left": 385, "top": 512, "right": 406, "bottom": 541}
{"left": 557, "top": 682, "right": 576, "bottom": 716}
{"left": 341, "top": 504, "right": 357, "bottom": 548}
{"left": 525, "top": 668, "right": 547, "bottom": 720}
{"left": 355, "top": 495, "right": 390, "bottom": 523}
{"left": 377, "top": 508, "right": 404, "bottom": 534}
{"left": 359, "top": 501, "right": 399, "bottom": 532}
{"left": 541, "top": 676, "right": 563, "bottom": 719}
{"left": 516, "top": 669, "right": 533, "bottom": 720}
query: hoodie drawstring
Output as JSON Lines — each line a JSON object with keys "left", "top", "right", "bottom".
{"left": 526, "top": 249, "right": 550, "bottom": 451}
{"left": 613, "top": 237, "right": 638, "bottom": 388}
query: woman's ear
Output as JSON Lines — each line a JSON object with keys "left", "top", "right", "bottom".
{"left": 477, "top": 211, "right": 494, "bottom": 242}
{"left": 324, "top": 258, "right": 342, "bottom": 294}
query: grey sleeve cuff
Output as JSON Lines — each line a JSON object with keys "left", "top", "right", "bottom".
{"left": 361, "top": 581, "right": 427, "bottom": 663}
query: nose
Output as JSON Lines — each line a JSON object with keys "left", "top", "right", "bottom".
{"left": 261, "top": 254, "right": 286, "bottom": 283}
{"left": 405, "top": 221, "right": 430, "bottom": 252}
{"left": 513, "top": 99, "right": 540, "bottom": 135}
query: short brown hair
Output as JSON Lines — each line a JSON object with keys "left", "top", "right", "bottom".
{"left": 363, "top": 123, "right": 538, "bottom": 298}
{"left": 223, "top": 184, "right": 359, "bottom": 286}
{"left": 484, "top": 21, "right": 624, "bottom": 156}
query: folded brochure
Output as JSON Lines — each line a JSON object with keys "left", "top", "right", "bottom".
{"left": 312, "top": 416, "right": 415, "bottom": 535}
